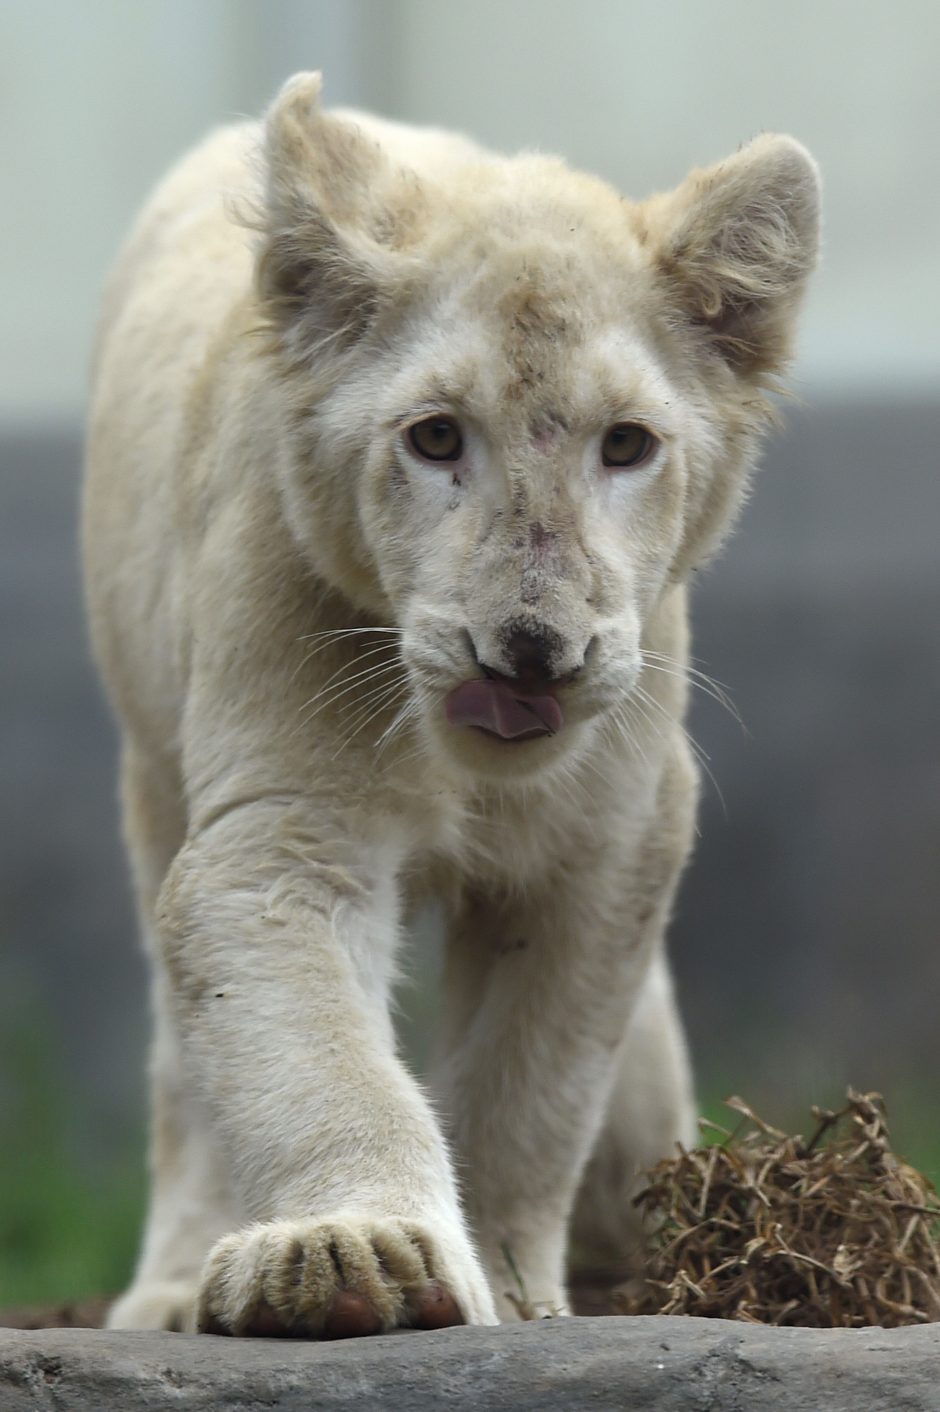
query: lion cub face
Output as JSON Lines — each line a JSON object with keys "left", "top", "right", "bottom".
{"left": 259, "top": 76, "right": 819, "bottom": 780}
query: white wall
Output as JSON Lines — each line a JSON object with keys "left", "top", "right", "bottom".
{"left": 0, "top": 0, "right": 390, "bottom": 424}
{"left": 1, "top": 0, "right": 937, "bottom": 423}
{"left": 381, "top": 0, "right": 940, "bottom": 399}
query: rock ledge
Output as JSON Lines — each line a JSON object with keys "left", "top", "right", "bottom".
{"left": 2, "top": 1315, "right": 938, "bottom": 1411}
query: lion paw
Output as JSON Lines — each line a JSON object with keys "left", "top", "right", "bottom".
{"left": 107, "top": 1279, "right": 199, "bottom": 1332}
{"left": 196, "top": 1215, "right": 497, "bottom": 1337}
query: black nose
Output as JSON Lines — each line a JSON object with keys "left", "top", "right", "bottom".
{"left": 502, "top": 621, "right": 564, "bottom": 684}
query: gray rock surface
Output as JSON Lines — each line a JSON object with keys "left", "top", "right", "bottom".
{"left": 1, "top": 1316, "right": 938, "bottom": 1412}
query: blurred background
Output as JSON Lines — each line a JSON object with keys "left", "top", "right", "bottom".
{"left": 1, "top": 0, "right": 938, "bottom": 1308}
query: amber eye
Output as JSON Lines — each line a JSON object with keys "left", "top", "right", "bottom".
{"left": 407, "top": 416, "right": 464, "bottom": 462}
{"left": 601, "top": 422, "right": 657, "bottom": 469}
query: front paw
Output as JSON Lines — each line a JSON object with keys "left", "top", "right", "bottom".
{"left": 107, "top": 1278, "right": 199, "bottom": 1332}
{"left": 197, "top": 1215, "right": 498, "bottom": 1337}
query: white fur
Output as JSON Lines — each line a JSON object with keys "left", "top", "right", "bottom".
{"left": 85, "top": 73, "right": 820, "bottom": 1333}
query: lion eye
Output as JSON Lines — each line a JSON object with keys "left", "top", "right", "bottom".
{"left": 601, "top": 423, "right": 657, "bottom": 469}
{"left": 408, "top": 416, "right": 464, "bottom": 462}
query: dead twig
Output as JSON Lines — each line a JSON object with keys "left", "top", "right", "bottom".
{"left": 617, "top": 1089, "right": 940, "bottom": 1328}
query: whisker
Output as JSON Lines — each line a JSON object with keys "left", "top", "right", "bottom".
{"left": 386, "top": 684, "right": 440, "bottom": 771}
{"left": 610, "top": 699, "right": 654, "bottom": 773}
{"left": 332, "top": 679, "right": 413, "bottom": 759}
{"left": 291, "top": 666, "right": 407, "bottom": 744}
{"left": 374, "top": 695, "right": 423, "bottom": 759}
{"left": 641, "top": 658, "right": 738, "bottom": 719}
{"left": 632, "top": 683, "right": 727, "bottom": 818}
{"left": 297, "top": 639, "right": 402, "bottom": 696}
{"left": 643, "top": 647, "right": 733, "bottom": 690}
{"left": 641, "top": 650, "right": 743, "bottom": 728}
{"left": 296, "top": 657, "right": 404, "bottom": 726}
{"left": 290, "top": 630, "right": 402, "bottom": 684}
{"left": 336, "top": 673, "right": 412, "bottom": 740}
{"left": 383, "top": 729, "right": 434, "bottom": 778}
{"left": 296, "top": 626, "right": 401, "bottom": 643}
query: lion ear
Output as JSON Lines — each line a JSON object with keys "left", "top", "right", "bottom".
{"left": 649, "top": 135, "right": 821, "bottom": 378}
{"left": 258, "top": 72, "right": 405, "bottom": 359}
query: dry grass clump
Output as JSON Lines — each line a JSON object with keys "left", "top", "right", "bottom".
{"left": 621, "top": 1089, "right": 940, "bottom": 1327}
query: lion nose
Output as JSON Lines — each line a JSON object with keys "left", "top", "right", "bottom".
{"left": 468, "top": 620, "right": 592, "bottom": 688}
{"left": 503, "top": 623, "right": 563, "bottom": 683}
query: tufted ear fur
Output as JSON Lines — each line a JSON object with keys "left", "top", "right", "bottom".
{"left": 257, "top": 72, "right": 417, "bottom": 361}
{"left": 648, "top": 135, "right": 821, "bottom": 379}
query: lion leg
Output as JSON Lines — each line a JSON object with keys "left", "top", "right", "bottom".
{"left": 433, "top": 750, "right": 698, "bottom": 1320}
{"left": 434, "top": 865, "right": 680, "bottom": 1320}
{"left": 106, "top": 747, "right": 237, "bottom": 1332}
{"left": 568, "top": 948, "right": 696, "bottom": 1276}
{"left": 567, "top": 747, "right": 699, "bottom": 1283}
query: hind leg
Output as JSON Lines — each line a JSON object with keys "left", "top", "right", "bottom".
{"left": 569, "top": 948, "right": 696, "bottom": 1273}
{"left": 106, "top": 747, "right": 237, "bottom": 1332}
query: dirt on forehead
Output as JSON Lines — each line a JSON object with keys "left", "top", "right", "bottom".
{"left": 498, "top": 279, "right": 578, "bottom": 409}
{"left": 446, "top": 252, "right": 601, "bottom": 423}
{"left": 613, "top": 1090, "right": 940, "bottom": 1328}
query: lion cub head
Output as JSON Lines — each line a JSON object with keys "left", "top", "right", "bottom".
{"left": 256, "top": 73, "right": 819, "bottom": 780}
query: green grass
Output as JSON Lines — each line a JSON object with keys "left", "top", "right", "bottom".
{"left": 0, "top": 1013, "right": 145, "bottom": 1308}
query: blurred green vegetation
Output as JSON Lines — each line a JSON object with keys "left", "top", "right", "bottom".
{"left": 694, "top": 1079, "right": 940, "bottom": 1189}
{"left": 1, "top": 1011, "right": 936, "bottom": 1311}
{"left": 0, "top": 1012, "right": 145, "bottom": 1308}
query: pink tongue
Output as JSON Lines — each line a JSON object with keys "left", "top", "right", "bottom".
{"left": 445, "top": 678, "right": 563, "bottom": 740}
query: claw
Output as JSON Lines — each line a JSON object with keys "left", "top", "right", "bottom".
{"left": 410, "top": 1281, "right": 465, "bottom": 1330}
{"left": 323, "top": 1291, "right": 384, "bottom": 1339}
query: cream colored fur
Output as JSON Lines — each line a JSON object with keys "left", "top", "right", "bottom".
{"left": 84, "top": 73, "right": 819, "bottom": 1335}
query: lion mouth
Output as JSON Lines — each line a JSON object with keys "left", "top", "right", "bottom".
{"left": 444, "top": 677, "right": 564, "bottom": 741}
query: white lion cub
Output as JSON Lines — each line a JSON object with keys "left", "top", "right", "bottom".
{"left": 84, "top": 73, "right": 819, "bottom": 1336}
